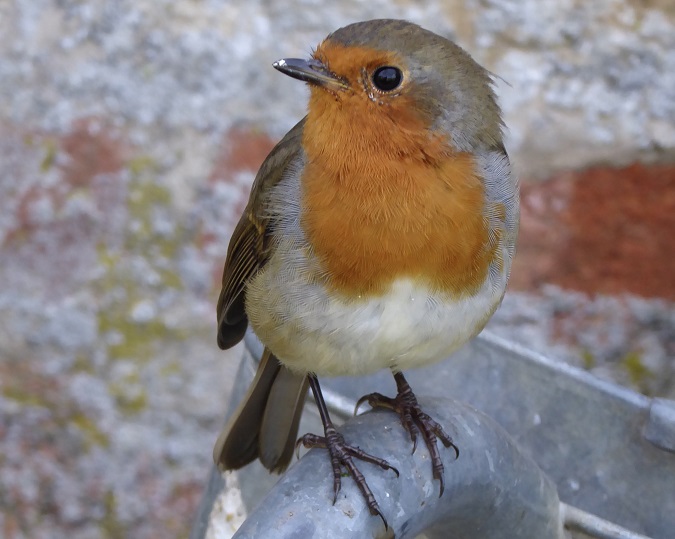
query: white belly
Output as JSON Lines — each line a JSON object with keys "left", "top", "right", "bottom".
{"left": 246, "top": 264, "right": 505, "bottom": 377}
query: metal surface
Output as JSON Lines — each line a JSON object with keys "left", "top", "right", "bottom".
{"left": 230, "top": 399, "right": 564, "bottom": 539}
{"left": 561, "top": 505, "right": 651, "bottom": 539}
{"left": 643, "top": 398, "right": 675, "bottom": 453}
{"left": 192, "top": 330, "right": 675, "bottom": 538}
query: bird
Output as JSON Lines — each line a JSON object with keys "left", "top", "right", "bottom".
{"left": 213, "top": 18, "right": 519, "bottom": 527}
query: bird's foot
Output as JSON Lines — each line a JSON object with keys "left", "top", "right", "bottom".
{"left": 355, "top": 372, "right": 458, "bottom": 497}
{"left": 296, "top": 423, "right": 398, "bottom": 528}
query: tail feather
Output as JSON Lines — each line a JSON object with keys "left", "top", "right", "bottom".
{"left": 213, "top": 348, "right": 308, "bottom": 472}
{"left": 260, "top": 365, "right": 310, "bottom": 471}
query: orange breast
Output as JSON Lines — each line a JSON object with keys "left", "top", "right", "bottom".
{"left": 300, "top": 89, "right": 497, "bottom": 299}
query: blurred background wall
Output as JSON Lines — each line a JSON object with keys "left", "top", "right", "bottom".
{"left": 0, "top": 1, "right": 673, "bottom": 538}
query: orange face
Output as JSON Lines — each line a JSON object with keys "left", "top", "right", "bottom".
{"left": 299, "top": 41, "right": 499, "bottom": 299}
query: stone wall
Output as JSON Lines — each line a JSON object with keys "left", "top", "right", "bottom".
{"left": 0, "top": 2, "right": 673, "bottom": 538}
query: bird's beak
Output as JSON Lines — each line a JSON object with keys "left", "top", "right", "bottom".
{"left": 273, "top": 58, "right": 348, "bottom": 91}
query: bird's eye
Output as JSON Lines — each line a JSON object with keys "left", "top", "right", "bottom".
{"left": 372, "top": 66, "right": 403, "bottom": 92}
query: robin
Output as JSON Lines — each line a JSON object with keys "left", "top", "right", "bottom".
{"left": 213, "top": 18, "right": 519, "bottom": 526}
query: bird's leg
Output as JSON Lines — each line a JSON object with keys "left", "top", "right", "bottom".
{"left": 296, "top": 375, "right": 398, "bottom": 528}
{"left": 355, "top": 371, "right": 458, "bottom": 497}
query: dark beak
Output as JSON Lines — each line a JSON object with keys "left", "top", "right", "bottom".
{"left": 273, "top": 58, "right": 348, "bottom": 91}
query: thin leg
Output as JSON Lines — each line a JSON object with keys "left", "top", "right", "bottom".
{"left": 355, "top": 371, "right": 458, "bottom": 497}
{"left": 297, "top": 375, "right": 398, "bottom": 528}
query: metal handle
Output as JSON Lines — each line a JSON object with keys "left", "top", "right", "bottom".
{"left": 230, "top": 398, "right": 564, "bottom": 539}
{"left": 193, "top": 332, "right": 670, "bottom": 539}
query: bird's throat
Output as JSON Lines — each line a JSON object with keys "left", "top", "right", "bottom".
{"left": 300, "top": 102, "right": 499, "bottom": 299}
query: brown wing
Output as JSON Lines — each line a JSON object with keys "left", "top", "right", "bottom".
{"left": 216, "top": 119, "right": 306, "bottom": 349}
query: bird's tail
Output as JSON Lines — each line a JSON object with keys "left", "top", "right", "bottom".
{"left": 213, "top": 348, "right": 309, "bottom": 473}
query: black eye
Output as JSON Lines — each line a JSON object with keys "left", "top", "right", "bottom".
{"left": 372, "top": 66, "right": 403, "bottom": 92}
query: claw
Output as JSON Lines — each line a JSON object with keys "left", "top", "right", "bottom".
{"left": 378, "top": 510, "right": 388, "bottom": 530}
{"left": 409, "top": 424, "right": 418, "bottom": 454}
{"left": 357, "top": 372, "right": 458, "bottom": 498}
{"left": 354, "top": 392, "right": 391, "bottom": 416}
{"left": 306, "top": 375, "right": 391, "bottom": 529}
{"left": 299, "top": 429, "right": 392, "bottom": 524}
